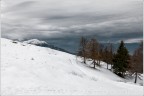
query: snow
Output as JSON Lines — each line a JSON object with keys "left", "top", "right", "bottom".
{"left": 1, "top": 38, "right": 143, "bottom": 95}
{"left": 23, "top": 39, "right": 48, "bottom": 45}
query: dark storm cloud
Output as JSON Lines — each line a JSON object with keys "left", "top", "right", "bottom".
{"left": 1, "top": 0, "right": 143, "bottom": 44}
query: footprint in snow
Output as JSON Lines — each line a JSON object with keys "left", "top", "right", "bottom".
{"left": 91, "top": 77, "right": 97, "bottom": 81}
{"left": 31, "top": 58, "right": 34, "bottom": 60}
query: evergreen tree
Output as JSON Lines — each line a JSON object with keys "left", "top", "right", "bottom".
{"left": 113, "top": 41, "right": 130, "bottom": 77}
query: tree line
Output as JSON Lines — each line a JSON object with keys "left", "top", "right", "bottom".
{"left": 77, "top": 36, "right": 143, "bottom": 83}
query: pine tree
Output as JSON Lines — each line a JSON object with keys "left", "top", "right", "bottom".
{"left": 113, "top": 41, "right": 130, "bottom": 77}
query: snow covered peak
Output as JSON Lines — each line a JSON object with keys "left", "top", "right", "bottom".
{"left": 23, "top": 39, "right": 48, "bottom": 45}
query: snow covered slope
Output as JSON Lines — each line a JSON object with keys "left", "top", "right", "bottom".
{"left": 1, "top": 38, "right": 143, "bottom": 95}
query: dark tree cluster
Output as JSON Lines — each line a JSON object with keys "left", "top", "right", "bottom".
{"left": 78, "top": 36, "right": 143, "bottom": 80}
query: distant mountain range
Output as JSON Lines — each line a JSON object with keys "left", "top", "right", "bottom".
{"left": 23, "top": 39, "right": 140, "bottom": 55}
{"left": 23, "top": 39, "right": 74, "bottom": 54}
{"left": 111, "top": 43, "right": 140, "bottom": 55}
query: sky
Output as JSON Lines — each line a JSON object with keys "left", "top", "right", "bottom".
{"left": 1, "top": 0, "right": 143, "bottom": 53}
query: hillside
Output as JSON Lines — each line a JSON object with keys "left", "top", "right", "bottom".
{"left": 1, "top": 38, "right": 143, "bottom": 95}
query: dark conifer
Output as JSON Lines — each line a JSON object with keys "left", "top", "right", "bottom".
{"left": 113, "top": 41, "right": 130, "bottom": 77}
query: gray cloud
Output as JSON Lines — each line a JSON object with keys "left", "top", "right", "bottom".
{"left": 1, "top": 0, "right": 143, "bottom": 52}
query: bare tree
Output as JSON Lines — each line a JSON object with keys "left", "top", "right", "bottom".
{"left": 130, "top": 41, "right": 143, "bottom": 83}
{"left": 103, "top": 43, "right": 114, "bottom": 70}
{"left": 88, "top": 38, "right": 99, "bottom": 68}
{"left": 108, "top": 43, "right": 114, "bottom": 70}
{"left": 78, "top": 36, "right": 87, "bottom": 64}
{"left": 103, "top": 46, "right": 109, "bottom": 69}
{"left": 98, "top": 44, "right": 104, "bottom": 66}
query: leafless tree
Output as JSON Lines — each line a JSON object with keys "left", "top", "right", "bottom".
{"left": 78, "top": 36, "right": 87, "bottom": 64}
{"left": 130, "top": 41, "right": 143, "bottom": 83}
{"left": 103, "top": 43, "right": 114, "bottom": 70}
{"left": 88, "top": 38, "right": 99, "bottom": 68}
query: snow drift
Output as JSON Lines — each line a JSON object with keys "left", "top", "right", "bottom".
{"left": 1, "top": 38, "right": 143, "bottom": 95}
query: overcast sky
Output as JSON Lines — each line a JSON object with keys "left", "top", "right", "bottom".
{"left": 1, "top": 0, "right": 143, "bottom": 52}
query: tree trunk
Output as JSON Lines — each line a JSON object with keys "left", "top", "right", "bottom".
{"left": 122, "top": 72, "right": 124, "bottom": 77}
{"left": 134, "top": 72, "right": 137, "bottom": 83}
{"left": 84, "top": 57, "right": 86, "bottom": 64}
{"left": 94, "top": 59, "right": 96, "bottom": 69}
{"left": 107, "top": 63, "right": 108, "bottom": 69}
{"left": 99, "top": 60, "right": 100, "bottom": 66}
